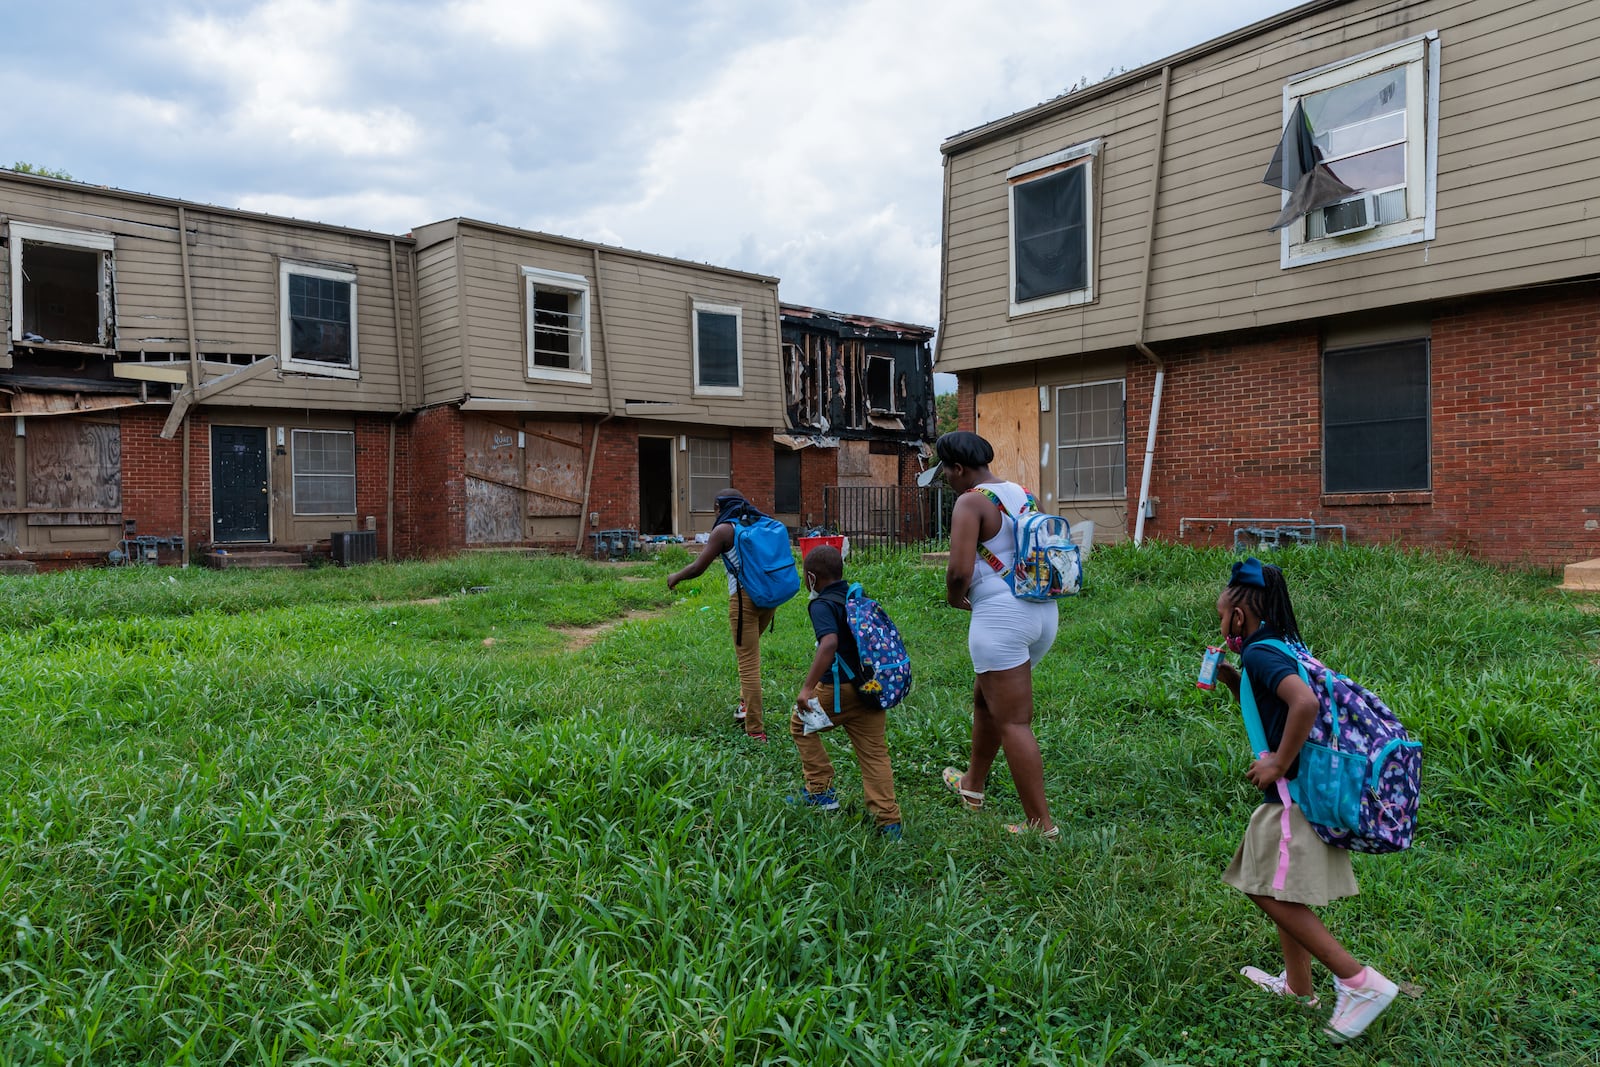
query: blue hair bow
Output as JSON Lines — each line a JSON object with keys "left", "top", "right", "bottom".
{"left": 1230, "top": 557, "right": 1267, "bottom": 588}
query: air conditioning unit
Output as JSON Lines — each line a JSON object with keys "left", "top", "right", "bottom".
{"left": 1318, "top": 193, "right": 1377, "bottom": 238}
{"left": 331, "top": 529, "right": 377, "bottom": 565}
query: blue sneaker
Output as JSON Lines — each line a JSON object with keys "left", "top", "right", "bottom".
{"left": 789, "top": 787, "right": 840, "bottom": 812}
{"left": 877, "top": 822, "right": 903, "bottom": 841}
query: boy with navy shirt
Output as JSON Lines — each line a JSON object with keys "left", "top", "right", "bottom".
{"left": 792, "top": 545, "right": 901, "bottom": 837}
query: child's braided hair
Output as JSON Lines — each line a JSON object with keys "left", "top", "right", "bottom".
{"left": 1226, "top": 559, "right": 1304, "bottom": 646}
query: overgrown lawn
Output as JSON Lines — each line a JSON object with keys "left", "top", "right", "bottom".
{"left": 0, "top": 545, "right": 1595, "bottom": 1065}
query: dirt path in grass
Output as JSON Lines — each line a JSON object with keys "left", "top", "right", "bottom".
{"left": 555, "top": 608, "right": 667, "bottom": 650}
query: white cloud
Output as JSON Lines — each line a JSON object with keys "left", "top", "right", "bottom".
{"left": 233, "top": 190, "right": 435, "bottom": 233}
{"left": 442, "top": 0, "right": 620, "bottom": 51}
{"left": 164, "top": 0, "right": 421, "bottom": 158}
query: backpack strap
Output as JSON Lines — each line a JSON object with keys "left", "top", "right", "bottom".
{"left": 967, "top": 487, "right": 1009, "bottom": 574}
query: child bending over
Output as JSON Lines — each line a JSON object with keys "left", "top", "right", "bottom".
{"left": 791, "top": 546, "right": 901, "bottom": 839}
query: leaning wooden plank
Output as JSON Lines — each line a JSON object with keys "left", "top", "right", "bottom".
{"left": 112, "top": 364, "right": 189, "bottom": 384}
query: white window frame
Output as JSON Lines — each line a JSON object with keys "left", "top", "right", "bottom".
{"left": 280, "top": 260, "right": 360, "bottom": 379}
{"left": 1054, "top": 377, "right": 1126, "bottom": 502}
{"left": 1280, "top": 33, "right": 1440, "bottom": 269}
{"left": 692, "top": 300, "right": 743, "bottom": 397}
{"left": 520, "top": 265, "right": 592, "bottom": 384}
{"left": 8, "top": 221, "right": 116, "bottom": 347}
{"left": 1007, "top": 138, "right": 1100, "bottom": 317}
{"left": 290, "top": 428, "right": 358, "bottom": 516}
{"left": 687, "top": 436, "right": 732, "bottom": 512}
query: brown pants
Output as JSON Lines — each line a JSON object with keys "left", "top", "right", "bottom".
{"left": 789, "top": 681, "right": 901, "bottom": 827}
{"left": 729, "top": 588, "right": 775, "bottom": 736}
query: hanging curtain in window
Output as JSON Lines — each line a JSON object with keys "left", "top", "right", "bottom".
{"left": 1262, "top": 100, "right": 1356, "bottom": 231}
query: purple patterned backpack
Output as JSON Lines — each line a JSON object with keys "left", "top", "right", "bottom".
{"left": 1240, "top": 639, "right": 1421, "bottom": 854}
{"left": 826, "top": 582, "right": 911, "bottom": 713}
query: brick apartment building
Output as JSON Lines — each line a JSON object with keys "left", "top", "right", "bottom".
{"left": 939, "top": 0, "right": 1599, "bottom": 566}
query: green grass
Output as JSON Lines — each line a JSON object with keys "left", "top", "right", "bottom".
{"left": 0, "top": 544, "right": 1595, "bottom": 1065}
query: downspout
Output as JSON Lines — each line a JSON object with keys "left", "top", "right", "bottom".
{"left": 1131, "top": 65, "right": 1173, "bottom": 547}
{"left": 575, "top": 247, "right": 619, "bottom": 551}
{"left": 177, "top": 206, "right": 200, "bottom": 567}
{"left": 386, "top": 238, "right": 406, "bottom": 561}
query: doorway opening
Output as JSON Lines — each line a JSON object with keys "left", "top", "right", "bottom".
{"left": 638, "top": 437, "right": 675, "bottom": 535}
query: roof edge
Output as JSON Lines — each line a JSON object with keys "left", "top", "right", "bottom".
{"left": 444, "top": 217, "right": 781, "bottom": 286}
{"left": 940, "top": 0, "right": 1350, "bottom": 157}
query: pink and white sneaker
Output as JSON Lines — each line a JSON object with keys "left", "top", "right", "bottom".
{"left": 1325, "top": 967, "right": 1398, "bottom": 1042}
{"left": 1240, "top": 966, "right": 1321, "bottom": 1010}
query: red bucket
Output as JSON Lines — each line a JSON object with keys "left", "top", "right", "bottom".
{"left": 798, "top": 535, "right": 847, "bottom": 561}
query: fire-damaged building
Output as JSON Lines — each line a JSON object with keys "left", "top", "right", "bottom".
{"left": 774, "top": 303, "right": 936, "bottom": 540}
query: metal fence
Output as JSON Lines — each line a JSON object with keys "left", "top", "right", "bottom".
{"left": 820, "top": 485, "right": 953, "bottom": 559}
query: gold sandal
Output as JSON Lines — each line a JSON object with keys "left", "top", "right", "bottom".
{"left": 941, "top": 767, "right": 984, "bottom": 811}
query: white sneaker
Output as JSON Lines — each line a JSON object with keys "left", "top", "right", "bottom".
{"left": 1240, "top": 966, "right": 1320, "bottom": 1009}
{"left": 1325, "top": 967, "right": 1398, "bottom": 1042}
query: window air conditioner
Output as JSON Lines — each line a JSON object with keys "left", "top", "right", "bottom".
{"left": 1318, "top": 193, "right": 1377, "bottom": 238}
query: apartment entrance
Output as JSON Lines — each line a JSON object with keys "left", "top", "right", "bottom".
{"left": 638, "top": 436, "right": 676, "bottom": 535}
{"left": 211, "top": 425, "right": 270, "bottom": 543}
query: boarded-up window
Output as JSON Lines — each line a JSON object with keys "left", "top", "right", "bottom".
{"left": 1056, "top": 380, "right": 1125, "bottom": 500}
{"left": 291, "top": 429, "right": 357, "bottom": 514}
{"left": 1323, "top": 340, "right": 1430, "bottom": 493}
{"left": 688, "top": 437, "right": 730, "bottom": 512}
{"left": 694, "top": 302, "right": 742, "bottom": 393}
{"left": 0, "top": 431, "right": 17, "bottom": 547}
{"left": 26, "top": 419, "right": 121, "bottom": 525}
{"left": 774, "top": 451, "right": 801, "bottom": 514}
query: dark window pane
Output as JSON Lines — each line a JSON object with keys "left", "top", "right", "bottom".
{"left": 697, "top": 311, "right": 740, "bottom": 387}
{"left": 1323, "top": 340, "right": 1429, "bottom": 492}
{"left": 1014, "top": 166, "right": 1087, "bottom": 302}
{"left": 532, "top": 287, "right": 580, "bottom": 369}
{"left": 774, "top": 452, "right": 802, "bottom": 514}
{"left": 1056, "top": 381, "right": 1125, "bottom": 499}
{"left": 289, "top": 273, "right": 352, "bottom": 365}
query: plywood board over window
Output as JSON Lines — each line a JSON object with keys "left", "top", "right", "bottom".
{"left": 0, "top": 437, "right": 17, "bottom": 548}
{"left": 977, "top": 386, "right": 1041, "bottom": 487}
{"left": 463, "top": 416, "right": 586, "bottom": 544}
{"left": 523, "top": 422, "right": 584, "bottom": 519}
{"left": 26, "top": 419, "right": 120, "bottom": 526}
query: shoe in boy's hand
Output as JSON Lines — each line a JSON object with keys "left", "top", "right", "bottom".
{"left": 797, "top": 696, "right": 835, "bottom": 735}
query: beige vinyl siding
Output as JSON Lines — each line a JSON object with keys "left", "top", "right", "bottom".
{"left": 598, "top": 255, "right": 783, "bottom": 426}
{"left": 414, "top": 233, "right": 466, "bottom": 406}
{"left": 456, "top": 226, "right": 603, "bottom": 414}
{"left": 939, "top": 0, "right": 1600, "bottom": 372}
{"left": 0, "top": 175, "right": 412, "bottom": 412}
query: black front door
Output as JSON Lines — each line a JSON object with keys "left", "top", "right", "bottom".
{"left": 212, "top": 426, "right": 270, "bottom": 542}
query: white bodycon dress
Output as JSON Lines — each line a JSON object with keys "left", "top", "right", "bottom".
{"left": 965, "top": 481, "right": 1059, "bottom": 674}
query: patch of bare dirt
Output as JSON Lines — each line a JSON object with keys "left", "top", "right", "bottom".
{"left": 554, "top": 608, "right": 666, "bottom": 650}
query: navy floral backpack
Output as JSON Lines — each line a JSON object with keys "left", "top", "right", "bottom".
{"left": 1240, "top": 640, "right": 1422, "bottom": 854}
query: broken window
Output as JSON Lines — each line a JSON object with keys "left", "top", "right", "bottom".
{"left": 866, "top": 354, "right": 898, "bottom": 413}
{"left": 8, "top": 222, "right": 115, "bottom": 347}
{"left": 693, "top": 301, "right": 742, "bottom": 394}
{"left": 1323, "top": 340, "right": 1430, "bottom": 493}
{"left": 522, "top": 266, "right": 591, "bottom": 381}
{"left": 291, "top": 429, "right": 357, "bottom": 515}
{"left": 1008, "top": 139, "right": 1099, "bottom": 315}
{"left": 281, "top": 261, "right": 359, "bottom": 378}
{"left": 1056, "top": 379, "right": 1126, "bottom": 500}
{"left": 1282, "top": 35, "right": 1435, "bottom": 263}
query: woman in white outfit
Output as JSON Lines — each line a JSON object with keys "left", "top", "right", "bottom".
{"left": 925, "top": 431, "right": 1059, "bottom": 837}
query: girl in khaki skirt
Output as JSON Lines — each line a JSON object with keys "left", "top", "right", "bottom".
{"left": 1210, "top": 558, "right": 1398, "bottom": 1043}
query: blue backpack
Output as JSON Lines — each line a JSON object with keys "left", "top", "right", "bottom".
{"left": 970, "top": 487, "right": 1082, "bottom": 600}
{"left": 823, "top": 583, "right": 911, "bottom": 713}
{"left": 1240, "top": 639, "right": 1422, "bottom": 854}
{"left": 725, "top": 507, "right": 801, "bottom": 610}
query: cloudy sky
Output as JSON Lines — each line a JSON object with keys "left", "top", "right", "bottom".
{"left": 4, "top": 0, "right": 1299, "bottom": 337}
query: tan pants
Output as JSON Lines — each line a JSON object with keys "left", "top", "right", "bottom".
{"left": 789, "top": 681, "right": 901, "bottom": 827}
{"left": 729, "top": 588, "right": 775, "bottom": 736}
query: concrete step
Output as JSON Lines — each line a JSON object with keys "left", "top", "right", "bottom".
{"left": 921, "top": 551, "right": 950, "bottom": 566}
{"left": 0, "top": 559, "right": 39, "bottom": 575}
{"left": 1560, "top": 558, "right": 1600, "bottom": 592}
{"left": 206, "top": 550, "right": 308, "bottom": 570}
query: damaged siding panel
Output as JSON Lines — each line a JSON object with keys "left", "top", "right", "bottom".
{"left": 599, "top": 257, "right": 782, "bottom": 426}
{"left": 456, "top": 227, "right": 604, "bottom": 413}
{"left": 779, "top": 312, "right": 935, "bottom": 443}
